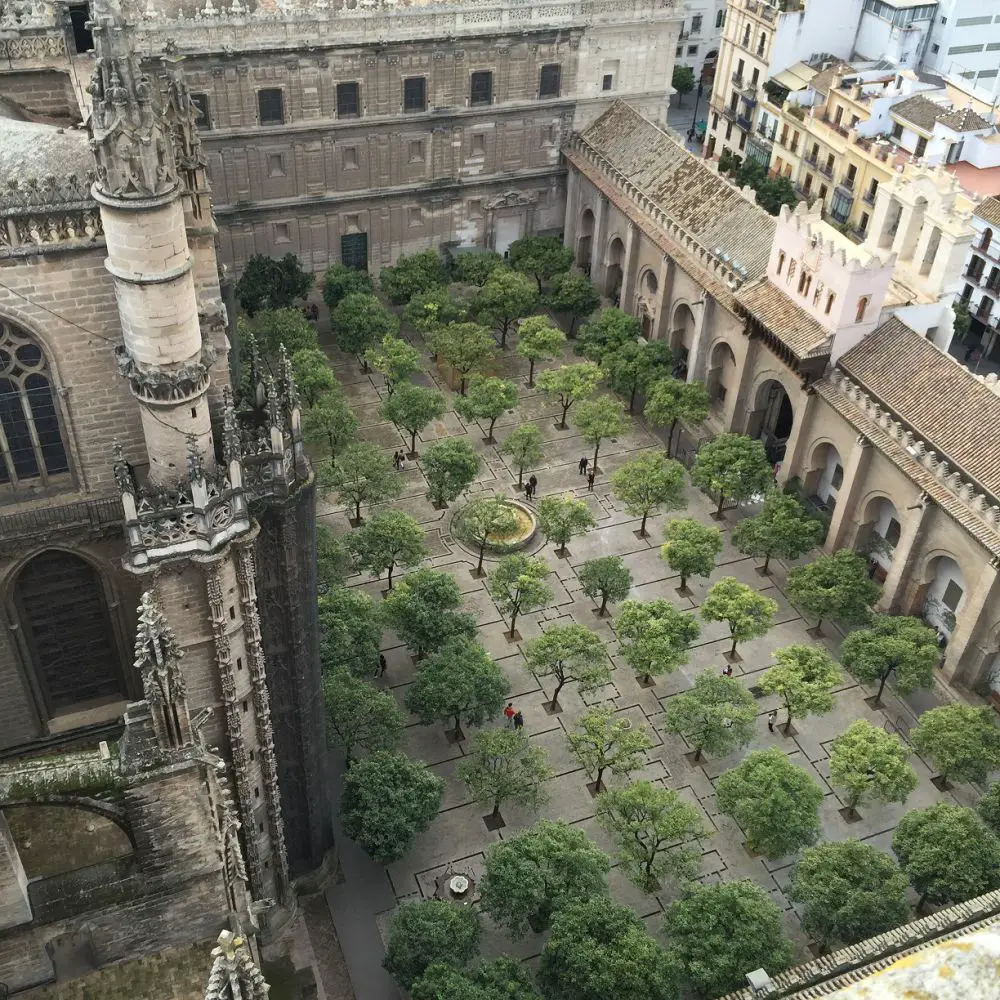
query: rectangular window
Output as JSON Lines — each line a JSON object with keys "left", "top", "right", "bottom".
{"left": 341, "top": 231, "right": 368, "bottom": 271}
{"left": 915, "top": 136, "right": 927, "bottom": 158}
{"left": 884, "top": 517, "right": 901, "bottom": 547}
{"left": 687, "top": 45, "right": 698, "bottom": 56}
{"left": 539, "top": 63, "right": 561, "bottom": 98}
{"left": 471, "top": 133, "right": 486, "bottom": 155}
{"left": 267, "top": 152, "right": 285, "bottom": 177}
{"left": 691, "top": 14, "right": 702, "bottom": 31}
{"left": 408, "top": 140, "right": 424, "bottom": 163}
{"left": 337, "top": 81, "right": 360, "bottom": 118}
{"left": 274, "top": 222, "right": 291, "bottom": 243}
{"left": 403, "top": 77, "right": 426, "bottom": 113}
{"left": 470, "top": 71, "right": 493, "bottom": 106}
{"left": 468, "top": 199, "right": 483, "bottom": 217}
{"left": 602, "top": 73, "right": 613, "bottom": 92}
{"left": 891, "top": 121, "right": 903, "bottom": 139}
{"left": 831, "top": 464, "right": 844, "bottom": 489}
{"left": 819, "top": 184, "right": 828, "bottom": 200}
{"left": 342, "top": 146, "right": 359, "bottom": 169}
{"left": 257, "top": 88, "right": 284, "bottom": 125}
{"left": 190, "top": 92, "right": 211, "bottom": 129}
{"left": 408, "top": 207, "right": 422, "bottom": 228}
{"left": 716, "top": 8, "right": 723, "bottom": 27}
{"left": 942, "top": 580, "right": 964, "bottom": 612}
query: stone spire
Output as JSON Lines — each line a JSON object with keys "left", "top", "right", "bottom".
{"left": 204, "top": 930, "right": 270, "bottom": 1000}
{"left": 87, "top": 0, "right": 179, "bottom": 204}
{"left": 134, "top": 590, "right": 191, "bottom": 747}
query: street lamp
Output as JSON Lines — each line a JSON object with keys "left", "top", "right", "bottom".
{"left": 688, "top": 78, "right": 705, "bottom": 143}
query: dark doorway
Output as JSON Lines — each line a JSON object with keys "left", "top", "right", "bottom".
{"left": 68, "top": 4, "right": 94, "bottom": 53}
{"left": 341, "top": 232, "right": 368, "bottom": 271}
{"left": 15, "top": 551, "right": 125, "bottom": 715}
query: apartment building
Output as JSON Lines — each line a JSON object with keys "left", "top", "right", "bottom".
{"left": 959, "top": 197, "right": 1000, "bottom": 364}
{"left": 674, "top": 0, "right": 728, "bottom": 80}
{"left": 923, "top": 0, "right": 1000, "bottom": 95}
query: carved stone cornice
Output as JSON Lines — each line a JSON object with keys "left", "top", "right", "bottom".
{"left": 114, "top": 343, "right": 216, "bottom": 403}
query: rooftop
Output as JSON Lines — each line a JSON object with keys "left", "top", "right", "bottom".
{"left": 946, "top": 160, "right": 1000, "bottom": 198}
{"left": 577, "top": 102, "right": 774, "bottom": 283}
{"left": 937, "top": 106, "right": 992, "bottom": 133}
{"left": 890, "top": 93, "right": 951, "bottom": 132}
{"left": 0, "top": 119, "right": 92, "bottom": 183}
{"left": 735, "top": 278, "right": 831, "bottom": 359}
{"left": 838, "top": 315, "right": 1000, "bottom": 500}
{"left": 977, "top": 196, "right": 1000, "bottom": 228}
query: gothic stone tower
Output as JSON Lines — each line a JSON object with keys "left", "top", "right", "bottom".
{"left": 88, "top": 3, "right": 329, "bottom": 914}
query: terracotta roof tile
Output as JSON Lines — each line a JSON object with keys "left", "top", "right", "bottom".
{"left": 936, "top": 107, "right": 992, "bottom": 133}
{"left": 578, "top": 102, "right": 774, "bottom": 283}
{"left": 976, "top": 196, "right": 1000, "bottom": 228}
{"left": 735, "top": 278, "right": 831, "bottom": 359}
{"left": 890, "top": 94, "right": 950, "bottom": 132}
{"left": 839, "top": 316, "right": 1000, "bottom": 498}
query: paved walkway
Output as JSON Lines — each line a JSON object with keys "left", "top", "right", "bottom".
{"left": 312, "top": 305, "right": 972, "bottom": 989}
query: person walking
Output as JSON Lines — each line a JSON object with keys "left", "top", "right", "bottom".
{"left": 504, "top": 702, "right": 516, "bottom": 728}
{"left": 528, "top": 475, "right": 538, "bottom": 496}
{"left": 378, "top": 653, "right": 388, "bottom": 677}
{"left": 524, "top": 481, "right": 533, "bottom": 501}
{"left": 587, "top": 469, "right": 596, "bottom": 491}
{"left": 767, "top": 710, "right": 777, "bottom": 733}
{"left": 578, "top": 456, "right": 588, "bottom": 475}
{"left": 513, "top": 710, "right": 524, "bottom": 731}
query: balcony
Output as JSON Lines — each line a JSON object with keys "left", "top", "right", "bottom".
{"left": 737, "top": 113, "right": 753, "bottom": 130}
{"left": 837, "top": 175, "right": 856, "bottom": 194}
{"left": 862, "top": 188, "right": 877, "bottom": 206}
{"left": 818, "top": 161, "right": 835, "bottom": 179}
{"left": 0, "top": 495, "right": 124, "bottom": 544}
{"left": 732, "top": 72, "right": 744, "bottom": 87}
{"left": 976, "top": 302, "right": 992, "bottom": 321}
{"left": 804, "top": 153, "right": 819, "bottom": 168}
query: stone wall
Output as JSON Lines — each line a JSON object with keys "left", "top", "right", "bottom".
{"left": 0, "top": 70, "right": 77, "bottom": 119}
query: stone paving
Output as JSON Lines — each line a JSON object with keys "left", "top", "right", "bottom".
{"left": 317, "top": 312, "right": 977, "bottom": 987}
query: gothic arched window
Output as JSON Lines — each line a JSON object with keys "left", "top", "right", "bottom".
{"left": 0, "top": 322, "right": 69, "bottom": 489}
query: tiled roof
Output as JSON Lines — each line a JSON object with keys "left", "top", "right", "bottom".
{"left": 937, "top": 106, "right": 991, "bottom": 133}
{"left": 839, "top": 316, "right": 1000, "bottom": 498}
{"left": 735, "top": 278, "right": 831, "bottom": 359}
{"left": 890, "top": 94, "right": 949, "bottom": 132}
{"left": 977, "top": 195, "right": 1000, "bottom": 228}
{"left": 577, "top": 102, "right": 774, "bottom": 283}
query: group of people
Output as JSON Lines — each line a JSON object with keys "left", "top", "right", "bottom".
{"left": 578, "top": 456, "right": 596, "bottom": 490}
{"left": 523, "top": 475, "right": 538, "bottom": 501}
{"left": 503, "top": 702, "right": 525, "bottom": 730}
{"left": 391, "top": 450, "right": 406, "bottom": 471}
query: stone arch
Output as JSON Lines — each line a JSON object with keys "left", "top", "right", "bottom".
{"left": 670, "top": 302, "right": 697, "bottom": 357}
{"left": 604, "top": 235, "right": 625, "bottom": 299}
{"left": 635, "top": 268, "right": 659, "bottom": 339}
{"left": 911, "top": 551, "right": 968, "bottom": 637}
{"left": 6, "top": 548, "right": 132, "bottom": 725}
{"left": 802, "top": 440, "right": 844, "bottom": 508}
{"left": 0, "top": 316, "right": 74, "bottom": 494}
{"left": 706, "top": 339, "right": 737, "bottom": 412}
{"left": 879, "top": 196, "right": 903, "bottom": 250}
{"left": 855, "top": 493, "right": 902, "bottom": 579}
{"left": 576, "top": 207, "right": 595, "bottom": 269}
{"left": 745, "top": 377, "right": 795, "bottom": 464}
{"left": 919, "top": 224, "right": 942, "bottom": 277}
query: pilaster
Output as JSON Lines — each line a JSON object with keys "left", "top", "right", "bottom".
{"left": 877, "top": 493, "right": 930, "bottom": 613}
{"left": 824, "top": 434, "right": 874, "bottom": 551}
{"left": 620, "top": 220, "right": 639, "bottom": 312}
{"left": 687, "top": 294, "right": 713, "bottom": 383}
{"left": 653, "top": 254, "right": 675, "bottom": 343}
{"left": 942, "top": 558, "right": 1000, "bottom": 684}
{"left": 590, "top": 194, "right": 608, "bottom": 286}
{"left": 778, "top": 386, "right": 817, "bottom": 487}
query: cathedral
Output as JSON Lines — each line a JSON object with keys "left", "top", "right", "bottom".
{"left": 0, "top": 5, "right": 330, "bottom": 989}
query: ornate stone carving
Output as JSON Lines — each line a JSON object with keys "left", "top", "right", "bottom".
{"left": 88, "top": 14, "right": 179, "bottom": 201}
{"left": 205, "top": 930, "right": 269, "bottom": 1000}
{"left": 115, "top": 343, "right": 216, "bottom": 402}
{"left": 134, "top": 590, "right": 191, "bottom": 747}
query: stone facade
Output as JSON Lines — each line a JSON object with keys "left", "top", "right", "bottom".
{"left": 1, "top": 0, "right": 681, "bottom": 277}
{"left": 566, "top": 101, "right": 1000, "bottom": 697}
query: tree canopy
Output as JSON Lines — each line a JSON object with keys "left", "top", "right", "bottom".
{"left": 786, "top": 550, "right": 881, "bottom": 634}
{"left": 516, "top": 315, "right": 566, "bottom": 387}
{"left": 596, "top": 780, "right": 706, "bottom": 892}
{"left": 455, "top": 494, "right": 520, "bottom": 576}
{"left": 615, "top": 598, "right": 701, "bottom": 685}
{"left": 691, "top": 433, "right": 775, "bottom": 517}
{"left": 240, "top": 307, "right": 318, "bottom": 362}
{"left": 566, "top": 705, "right": 654, "bottom": 793}
{"left": 547, "top": 271, "right": 600, "bottom": 336}
{"left": 431, "top": 322, "right": 498, "bottom": 394}
{"left": 380, "top": 567, "right": 477, "bottom": 660}
{"left": 892, "top": 803, "right": 1000, "bottom": 909}
{"left": 644, "top": 378, "right": 711, "bottom": 458}
{"left": 789, "top": 840, "right": 910, "bottom": 952}
{"left": 459, "top": 727, "right": 553, "bottom": 820}
{"left": 715, "top": 748, "right": 824, "bottom": 858}
{"left": 235, "top": 252, "right": 313, "bottom": 316}
{"left": 500, "top": 424, "right": 545, "bottom": 487}
{"left": 454, "top": 375, "right": 518, "bottom": 443}
{"left": 322, "top": 261, "right": 373, "bottom": 309}
{"left": 364, "top": 334, "right": 422, "bottom": 392}
{"left": 320, "top": 441, "right": 401, "bottom": 522}
{"left": 660, "top": 517, "right": 722, "bottom": 590}
{"left": 731, "top": 491, "right": 824, "bottom": 573}
{"left": 578, "top": 555, "right": 633, "bottom": 617}
{"left": 479, "top": 819, "right": 610, "bottom": 937}
{"left": 380, "top": 382, "right": 447, "bottom": 457}
{"left": 330, "top": 292, "right": 399, "bottom": 359}
{"left": 700, "top": 577, "right": 778, "bottom": 658}
{"left": 302, "top": 389, "right": 359, "bottom": 461}
{"left": 405, "top": 636, "right": 508, "bottom": 739}
{"left": 322, "top": 668, "right": 404, "bottom": 764}
{"left": 317, "top": 586, "right": 381, "bottom": 678}
{"left": 910, "top": 703, "right": 1000, "bottom": 786}
{"left": 508, "top": 235, "right": 574, "bottom": 292}
{"left": 537, "top": 362, "right": 603, "bottom": 428}
{"left": 380, "top": 250, "right": 446, "bottom": 305}
{"left": 346, "top": 509, "right": 427, "bottom": 589}
{"left": 838, "top": 613, "right": 939, "bottom": 706}
{"left": 663, "top": 672, "right": 757, "bottom": 762}
{"left": 523, "top": 623, "right": 610, "bottom": 710}
{"left": 662, "top": 880, "right": 793, "bottom": 999}
{"left": 452, "top": 250, "right": 504, "bottom": 287}
{"left": 758, "top": 643, "right": 841, "bottom": 734}
{"left": 537, "top": 493, "right": 596, "bottom": 555}
{"left": 422, "top": 438, "right": 482, "bottom": 506}
{"left": 403, "top": 285, "right": 470, "bottom": 333}
{"left": 671, "top": 64, "right": 695, "bottom": 103}
{"left": 603, "top": 340, "right": 673, "bottom": 413}
{"left": 290, "top": 347, "right": 336, "bottom": 406}
{"left": 572, "top": 395, "right": 631, "bottom": 470}
{"left": 488, "top": 555, "right": 553, "bottom": 637}
{"left": 472, "top": 267, "right": 539, "bottom": 348}
{"left": 611, "top": 451, "right": 687, "bottom": 536}
{"left": 539, "top": 898, "right": 678, "bottom": 1000}
{"left": 829, "top": 719, "right": 918, "bottom": 813}
{"left": 576, "top": 308, "right": 640, "bottom": 365}
{"left": 383, "top": 899, "right": 482, "bottom": 989}
{"left": 340, "top": 750, "right": 445, "bottom": 864}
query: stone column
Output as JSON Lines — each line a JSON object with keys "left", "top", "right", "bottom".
{"left": 877, "top": 494, "right": 930, "bottom": 612}
{"left": 653, "top": 255, "right": 675, "bottom": 342}
{"left": 564, "top": 168, "right": 579, "bottom": 253}
{"left": 620, "top": 221, "right": 640, "bottom": 313}
{"left": 868, "top": 191, "right": 895, "bottom": 251}
{"left": 590, "top": 195, "right": 608, "bottom": 285}
{"left": 942, "top": 558, "right": 1000, "bottom": 684}
{"left": 823, "top": 434, "right": 873, "bottom": 551}
{"left": 687, "top": 294, "right": 714, "bottom": 383}
{"left": 0, "top": 812, "right": 30, "bottom": 930}
{"left": 891, "top": 204, "right": 924, "bottom": 262}
{"left": 777, "top": 387, "right": 817, "bottom": 487}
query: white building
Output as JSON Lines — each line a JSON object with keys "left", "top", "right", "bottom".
{"left": 959, "top": 196, "right": 1000, "bottom": 364}
{"left": 854, "top": 0, "right": 938, "bottom": 70}
{"left": 923, "top": 0, "right": 1000, "bottom": 96}
{"left": 676, "top": 0, "right": 728, "bottom": 81}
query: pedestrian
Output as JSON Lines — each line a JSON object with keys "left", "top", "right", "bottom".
{"left": 767, "top": 710, "right": 777, "bottom": 733}
{"left": 513, "top": 710, "right": 524, "bottom": 730}
{"left": 379, "top": 653, "right": 388, "bottom": 677}
{"left": 528, "top": 475, "right": 538, "bottom": 495}
{"left": 524, "top": 481, "right": 532, "bottom": 501}
{"left": 722, "top": 664, "right": 733, "bottom": 677}
{"left": 578, "top": 456, "right": 588, "bottom": 475}
{"left": 964, "top": 343, "right": 975, "bottom": 363}
{"left": 392, "top": 450, "right": 402, "bottom": 470}
{"left": 504, "top": 702, "right": 515, "bottom": 728}
{"left": 587, "top": 469, "right": 596, "bottom": 491}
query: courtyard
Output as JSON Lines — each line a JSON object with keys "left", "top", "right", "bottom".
{"left": 314, "top": 301, "right": 978, "bottom": 998}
